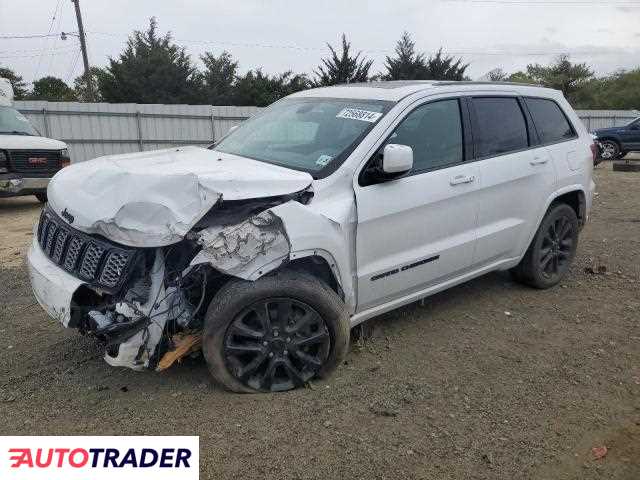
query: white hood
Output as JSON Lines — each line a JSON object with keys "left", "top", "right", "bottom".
{"left": 0, "top": 134, "right": 66, "bottom": 150}
{"left": 47, "top": 146, "right": 313, "bottom": 247}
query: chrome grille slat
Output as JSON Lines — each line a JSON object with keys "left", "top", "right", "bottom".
{"left": 36, "top": 207, "right": 136, "bottom": 291}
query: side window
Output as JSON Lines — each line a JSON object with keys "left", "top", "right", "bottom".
{"left": 388, "top": 99, "right": 463, "bottom": 172}
{"left": 525, "top": 97, "right": 576, "bottom": 144}
{"left": 472, "top": 97, "right": 529, "bottom": 157}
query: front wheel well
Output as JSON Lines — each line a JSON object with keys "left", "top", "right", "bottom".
{"left": 551, "top": 190, "right": 586, "bottom": 227}
{"left": 276, "top": 256, "right": 343, "bottom": 300}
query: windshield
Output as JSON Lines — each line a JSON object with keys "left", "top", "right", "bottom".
{"left": 214, "top": 97, "right": 393, "bottom": 177}
{"left": 0, "top": 106, "right": 38, "bottom": 136}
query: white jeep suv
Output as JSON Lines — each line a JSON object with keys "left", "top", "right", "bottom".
{"left": 27, "top": 81, "right": 595, "bottom": 392}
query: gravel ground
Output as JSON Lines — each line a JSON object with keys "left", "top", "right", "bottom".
{"left": 0, "top": 162, "right": 639, "bottom": 480}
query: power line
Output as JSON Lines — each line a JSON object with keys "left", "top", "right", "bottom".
{"left": 0, "top": 33, "right": 62, "bottom": 40}
{"left": 86, "top": 31, "right": 636, "bottom": 58}
{"left": 0, "top": 47, "right": 78, "bottom": 60}
{"left": 442, "top": 0, "right": 640, "bottom": 5}
{"left": 65, "top": 49, "right": 82, "bottom": 83}
{"left": 34, "top": 0, "right": 63, "bottom": 79}
{"left": 46, "top": 0, "right": 66, "bottom": 77}
{"left": 0, "top": 45, "right": 78, "bottom": 54}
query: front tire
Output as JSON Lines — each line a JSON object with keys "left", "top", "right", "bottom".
{"left": 510, "top": 203, "right": 579, "bottom": 289}
{"left": 202, "top": 270, "right": 350, "bottom": 393}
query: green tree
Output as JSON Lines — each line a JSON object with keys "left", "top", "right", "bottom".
{"left": 73, "top": 66, "right": 107, "bottom": 102}
{"left": 98, "top": 17, "right": 201, "bottom": 104}
{"left": 507, "top": 71, "right": 535, "bottom": 83}
{"left": 572, "top": 69, "right": 640, "bottom": 110}
{"left": 423, "top": 48, "right": 469, "bottom": 80}
{"left": 200, "top": 51, "right": 239, "bottom": 105}
{"left": 518, "top": 55, "right": 593, "bottom": 103}
{"left": 0, "top": 66, "right": 29, "bottom": 99}
{"left": 383, "top": 32, "right": 427, "bottom": 80}
{"left": 29, "top": 76, "right": 77, "bottom": 101}
{"left": 233, "top": 70, "right": 310, "bottom": 107}
{"left": 486, "top": 68, "right": 507, "bottom": 81}
{"left": 314, "top": 34, "right": 373, "bottom": 86}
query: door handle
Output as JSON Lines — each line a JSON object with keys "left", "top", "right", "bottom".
{"left": 449, "top": 174, "right": 475, "bottom": 186}
{"left": 530, "top": 157, "right": 549, "bottom": 166}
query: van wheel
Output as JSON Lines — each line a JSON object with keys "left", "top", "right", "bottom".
{"left": 202, "top": 271, "right": 350, "bottom": 393}
{"left": 510, "top": 203, "right": 579, "bottom": 289}
{"left": 34, "top": 192, "right": 47, "bottom": 203}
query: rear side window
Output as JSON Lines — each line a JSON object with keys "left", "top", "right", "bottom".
{"left": 472, "top": 97, "right": 529, "bottom": 157}
{"left": 525, "top": 98, "right": 576, "bottom": 144}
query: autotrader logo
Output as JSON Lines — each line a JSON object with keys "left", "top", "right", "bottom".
{"left": 1, "top": 436, "right": 199, "bottom": 480}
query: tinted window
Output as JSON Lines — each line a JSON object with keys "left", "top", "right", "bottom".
{"left": 388, "top": 99, "right": 463, "bottom": 172}
{"left": 525, "top": 98, "right": 575, "bottom": 144}
{"left": 472, "top": 97, "right": 528, "bottom": 157}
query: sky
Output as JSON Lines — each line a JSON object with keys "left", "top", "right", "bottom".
{"left": 1, "top": 0, "right": 639, "bottom": 87}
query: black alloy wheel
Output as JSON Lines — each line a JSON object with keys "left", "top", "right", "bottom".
{"left": 223, "top": 298, "right": 331, "bottom": 392}
{"left": 539, "top": 214, "right": 574, "bottom": 279}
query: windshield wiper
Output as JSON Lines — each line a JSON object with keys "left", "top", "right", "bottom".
{"left": 0, "top": 130, "right": 33, "bottom": 136}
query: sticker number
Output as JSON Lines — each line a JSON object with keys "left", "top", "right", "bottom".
{"left": 336, "top": 108, "right": 383, "bottom": 123}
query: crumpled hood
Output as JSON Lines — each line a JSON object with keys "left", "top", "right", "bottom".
{"left": 47, "top": 146, "right": 313, "bottom": 247}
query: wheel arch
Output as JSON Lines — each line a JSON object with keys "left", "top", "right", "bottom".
{"left": 275, "top": 251, "right": 348, "bottom": 306}
{"left": 517, "top": 186, "right": 586, "bottom": 264}
{"left": 549, "top": 189, "right": 586, "bottom": 227}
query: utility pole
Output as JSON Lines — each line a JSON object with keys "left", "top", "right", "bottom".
{"left": 71, "top": 0, "right": 93, "bottom": 101}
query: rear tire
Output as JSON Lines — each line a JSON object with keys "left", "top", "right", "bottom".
{"left": 34, "top": 192, "right": 47, "bottom": 203}
{"left": 599, "top": 140, "right": 620, "bottom": 160}
{"left": 510, "top": 203, "right": 579, "bottom": 289}
{"left": 202, "top": 270, "right": 350, "bottom": 393}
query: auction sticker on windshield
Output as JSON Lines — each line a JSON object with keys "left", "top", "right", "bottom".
{"left": 336, "top": 108, "right": 383, "bottom": 123}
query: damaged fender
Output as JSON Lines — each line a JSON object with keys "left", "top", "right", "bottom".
{"left": 191, "top": 199, "right": 357, "bottom": 312}
{"left": 190, "top": 210, "right": 290, "bottom": 280}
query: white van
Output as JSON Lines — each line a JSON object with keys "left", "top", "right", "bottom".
{"left": 0, "top": 78, "right": 70, "bottom": 202}
{"left": 27, "top": 81, "right": 595, "bottom": 392}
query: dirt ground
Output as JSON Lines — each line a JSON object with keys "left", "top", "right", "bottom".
{"left": 1, "top": 162, "right": 639, "bottom": 480}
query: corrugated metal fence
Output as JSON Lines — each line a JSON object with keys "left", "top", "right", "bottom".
{"left": 13, "top": 101, "right": 639, "bottom": 163}
{"left": 576, "top": 109, "right": 639, "bottom": 131}
{"left": 14, "top": 101, "right": 261, "bottom": 163}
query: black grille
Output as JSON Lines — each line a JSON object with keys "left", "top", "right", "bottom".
{"left": 37, "top": 207, "right": 138, "bottom": 291}
{"left": 8, "top": 149, "right": 62, "bottom": 174}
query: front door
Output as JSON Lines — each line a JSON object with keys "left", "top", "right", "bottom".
{"left": 354, "top": 98, "right": 479, "bottom": 312}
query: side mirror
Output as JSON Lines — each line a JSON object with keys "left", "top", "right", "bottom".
{"left": 382, "top": 144, "right": 413, "bottom": 175}
{"left": 228, "top": 125, "right": 240, "bottom": 134}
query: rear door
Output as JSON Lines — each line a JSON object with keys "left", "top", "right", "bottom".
{"left": 354, "top": 98, "right": 479, "bottom": 311}
{"left": 469, "top": 96, "right": 556, "bottom": 266}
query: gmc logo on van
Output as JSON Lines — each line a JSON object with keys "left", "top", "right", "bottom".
{"left": 28, "top": 157, "right": 48, "bottom": 165}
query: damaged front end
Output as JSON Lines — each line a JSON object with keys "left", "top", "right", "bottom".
{"left": 30, "top": 190, "right": 310, "bottom": 372}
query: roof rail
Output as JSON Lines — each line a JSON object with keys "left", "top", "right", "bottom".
{"left": 433, "top": 80, "right": 545, "bottom": 88}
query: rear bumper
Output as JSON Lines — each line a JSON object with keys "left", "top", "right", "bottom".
{"left": 27, "top": 236, "right": 84, "bottom": 327}
{"left": 0, "top": 175, "right": 50, "bottom": 197}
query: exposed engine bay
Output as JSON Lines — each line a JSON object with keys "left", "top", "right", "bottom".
{"left": 36, "top": 190, "right": 316, "bottom": 371}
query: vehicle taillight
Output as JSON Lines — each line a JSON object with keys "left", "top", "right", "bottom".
{"left": 590, "top": 143, "right": 597, "bottom": 163}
